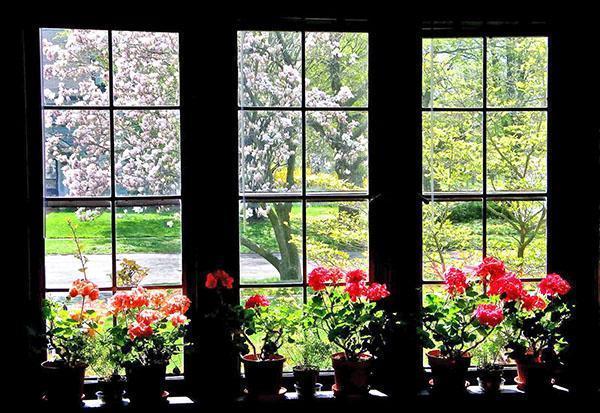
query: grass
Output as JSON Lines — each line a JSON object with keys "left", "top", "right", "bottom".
{"left": 45, "top": 209, "right": 181, "bottom": 255}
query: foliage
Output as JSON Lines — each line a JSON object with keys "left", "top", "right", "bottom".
{"left": 115, "top": 258, "right": 149, "bottom": 287}
{"left": 287, "top": 327, "right": 332, "bottom": 370}
{"left": 305, "top": 267, "right": 393, "bottom": 361}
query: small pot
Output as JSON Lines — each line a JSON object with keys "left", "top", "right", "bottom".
{"left": 331, "top": 352, "right": 373, "bottom": 396}
{"left": 515, "top": 356, "right": 554, "bottom": 393}
{"left": 41, "top": 360, "right": 86, "bottom": 406}
{"left": 294, "top": 383, "right": 323, "bottom": 398}
{"left": 242, "top": 354, "right": 285, "bottom": 396}
{"left": 293, "top": 366, "right": 320, "bottom": 397}
{"left": 477, "top": 376, "right": 505, "bottom": 393}
{"left": 427, "top": 350, "right": 471, "bottom": 394}
{"left": 125, "top": 363, "right": 167, "bottom": 405}
{"left": 97, "top": 375, "right": 125, "bottom": 405}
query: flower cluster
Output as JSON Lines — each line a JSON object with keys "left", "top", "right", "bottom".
{"left": 69, "top": 278, "right": 100, "bottom": 300}
{"left": 443, "top": 267, "right": 468, "bottom": 296}
{"left": 205, "top": 270, "right": 234, "bottom": 289}
{"left": 474, "top": 304, "right": 504, "bottom": 327}
{"left": 244, "top": 294, "right": 270, "bottom": 309}
{"left": 539, "top": 273, "right": 572, "bottom": 296}
{"left": 308, "top": 267, "right": 390, "bottom": 302}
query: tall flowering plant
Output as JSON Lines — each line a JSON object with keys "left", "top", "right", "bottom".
{"left": 203, "top": 270, "right": 300, "bottom": 360}
{"left": 305, "top": 267, "right": 391, "bottom": 362}
{"left": 107, "top": 287, "right": 190, "bottom": 367}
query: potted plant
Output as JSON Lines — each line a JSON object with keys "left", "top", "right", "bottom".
{"left": 107, "top": 287, "right": 191, "bottom": 405}
{"left": 42, "top": 219, "right": 101, "bottom": 406}
{"left": 288, "top": 328, "right": 331, "bottom": 398}
{"left": 91, "top": 327, "right": 126, "bottom": 405}
{"left": 204, "top": 271, "right": 300, "bottom": 397}
{"left": 419, "top": 258, "right": 507, "bottom": 394}
{"left": 472, "top": 331, "right": 508, "bottom": 394}
{"left": 305, "top": 267, "right": 393, "bottom": 397}
{"left": 503, "top": 272, "right": 573, "bottom": 393}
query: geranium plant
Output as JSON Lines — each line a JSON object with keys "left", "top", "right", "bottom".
{"left": 420, "top": 258, "right": 509, "bottom": 360}
{"left": 107, "top": 287, "right": 190, "bottom": 367}
{"left": 305, "top": 267, "right": 391, "bottom": 361}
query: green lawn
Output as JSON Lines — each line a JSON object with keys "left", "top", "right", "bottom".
{"left": 45, "top": 209, "right": 181, "bottom": 255}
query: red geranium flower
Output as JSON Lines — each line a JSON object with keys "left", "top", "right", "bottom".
{"left": 244, "top": 294, "right": 270, "bottom": 309}
{"left": 205, "top": 273, "right": 218, "bottom": 289}
{"left": 476, "top": 257, "right": 506, "bottom": 283}
{"left": 539, "top": 273, "right": 571, "bottom": 297}
{"left": 365, "top": 283, "right": 390, "bottom": 301}
{"left": 128, "top": 321, "right": 153, "bottom": 340}
{"left": 128, "top": 287, "right": 149, "bottom": 308}
{"left": 345, "top": 269, "right": 367, "bottom": 284}
{"left": 69, "top": 279, "right": 100, "bottom": 301}
{"left": 521, "top": 292, "right": 547, "bottom": 311}
{"left": 474, "top": 304, "right": 504, "bottom": 327}
{"left": 136, "top": 309, "right": 162, "bottom": 325}
{"left": 488, "top": 273, "right": 523, "bottom": 301}
{"left": 168, "top": 312, "right": 188, "bottom": 327}
{"left": 163, "top": 294, "right": 191, "bottom": 315}
{"left": 148, "top": 290, "right": 168, "bottom": 308}
{"left": 308, "top": 267, "right": 331, "bottom": 291}
{"left": 443, "top": 267, "right": 469, "bottom": 296}
{"left": 206, "top": 270, "right": 234, "bottom": 289}
{"left": 345, "top": 282, "right": 367, "bottom": 302}
{"left": 329, "top": 267, "right": 345, "bottom": 284}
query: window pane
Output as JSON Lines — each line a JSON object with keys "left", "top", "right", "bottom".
{"left": 487, "top": 37, "right": 548, "bottom": 108}
{"left": 306, "top": 111, "right": 368, "bottom": 192}
{"left": 238, "top": 31, "right": 301, "bottom": 107}
{"left": 422, "top": 38, "right": 483, "bottom": 108}
{"left": 41, "top": 28, "right": 109, "bottom": 106}
{"left": 112, "top": 31, "right": 180, "bottom": 106}
{"left": 240, "top": 287, "right": 303, "bottom": 370}
{"left": 306, "top": 201, "right": 368, "bottom": 272}
{"left": 487, "top": 200, "right": 546, "bottom": 278}
{"left": 239, "top": 202, "right": 302, "bottom": 284}
{"left": 44, "top": 110, "right": 111, "bottom": 197}
{"left": 45, "top": 206, "right": 112, "bottom": 288}
{"left": 116, "top": 202, "right": 181, "bottom": 287}
{"left": 487, "top": 111, "right": 547, "bottom": 192}
{"left": 422, "top": 201, "right": 482, "bottom": 281}
{"left": 239, "top": 110, "right": 302, "bottom": 194}
{"left": 305, "top": 32, "right": 368, "bottom": 108}
{"left": 423, "top": 112, "right": 483, "bottom": 193}
{"left": 114, "top": 110, "right": 181, "bottom": 196}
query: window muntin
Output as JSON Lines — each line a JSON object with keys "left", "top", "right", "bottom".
{"left": 422, "top": 36, "right": 548, "bottom": 364}
{"left": 41, "top": 28, "right": 183, "bottom": 375}
{"left": 238, "top": 31, "right": 369, "bottom": 369}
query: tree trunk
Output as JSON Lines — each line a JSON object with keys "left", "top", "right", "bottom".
{"left": 268, "top": 203, "right": 301, "bottom": 281}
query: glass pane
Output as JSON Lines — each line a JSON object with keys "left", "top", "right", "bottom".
{"left": 422, "top": 201, "right": 483, "bottom": 281}
{"left": 487, "top": 200, "right": 546, "bottom": 278}
{"left": 306, "top": 201, "right": 368, "bottom": 272}
{"left": 487, "top": 37, "right": 548, "bottom": 108}
{"left": 239, "top": 287, "right": 303, "bottom": 370}
{"left": 116, "top": 202, "right": 182, "bottom": 287}
{"left": 239, "top": 110, "right": 302, "bottom": 193}
{"left": 114, "top": 110, "right": 181, "bottom": 196}
{"left": 306, "top": 111, "right": 368, "bottom": 192}
{"left": 112, "top": 31, "right": 180, "bottom": 106}
{"left": 423, "top": 111, "right": 483, "bottom": 192}
{"left": 305, "top": 32, "right": 368, "bottom": 108}
{"left": 238, "top": 31, "right": 301, "bottom": 107}
{"left": 41, "top": 28, "right": 109, "bottom": 106}
{"left": 422, "top": 38, "right": 483, "bottom": 108}
{"left": 45, "top": 206, "right": 112, "bottom": 288}
{"left": 44, "top": 110, "right": 111, "bottom": 197}
{"left": 239, "top": 202, "right": 303, "bottom": 284}
{"left": 487, "top": 111, "right": 547, "bottom": 192}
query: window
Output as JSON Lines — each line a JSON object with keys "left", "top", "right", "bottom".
{"left": 421, "top": 36, "right": 548, "bottom": 363}
{"left": 237, "top": 30, "right": 369, "bottom": 368}
{"left": 41, "top": 28, "right": 183, "bottom": 374}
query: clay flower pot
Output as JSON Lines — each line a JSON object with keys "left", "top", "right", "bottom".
{"left": 427, "top": 350, "right": 471, "bottom": 394}
{"left": 515, "top": 356, "right": 554, "bottom": 392}
{"left": 125, "top": 363, "right": 167, "bottom": 405}
{"left": 293, "top": 366, "right": 320, "bottom": 398}
{"left": 242, "top": 354, "right": 285, "bottom": 396}
{"left": 477, "top": 366, "right": 504, "bottom": 394}
{"left": 96, "top": 375, "right": 125, "bottom": 405}
{"left": 331, "top": 352, "right": 373, "bottom": 396}
{"left": 41, "top": 360, "right": 86, "bottom": 406}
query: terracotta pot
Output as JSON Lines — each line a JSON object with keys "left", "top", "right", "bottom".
{"left": 125, "top": 363, "right": 166, "bottom": 405}
{"left": 331, "top": 352, "right": 373, "bottom": 396}
{"left": 41, "top": 360, "right": 86, "bottom": 406}
{"left": 97, "top": 375, "right": 125, "bottom": 405}
{"left": 515, "top": 356, "right": 553, "bottom": 392}
{"left": 242, "top": 354, "right": 285, "bottom": 396}
{"left": 293, "top": 366, "right": 320, "bottom": 397}
{"left": 427, "top": 350, "right": 471, "bottom": 394}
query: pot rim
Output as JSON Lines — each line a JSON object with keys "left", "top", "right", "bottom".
{"left": 426, "top": 349, "right": 472, "bottom": 360}
{"left": 241, "top": 353, "right": 285, "bottom": 363}
{"left": 331, "top": 351, "right": 373, "bottom": 361}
